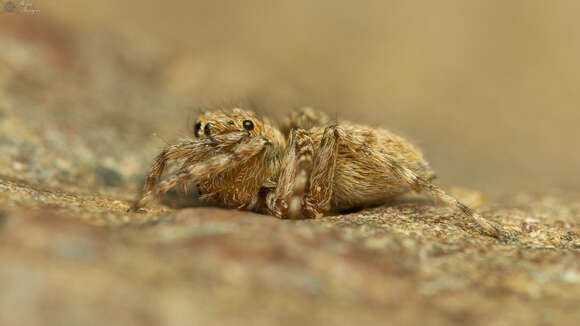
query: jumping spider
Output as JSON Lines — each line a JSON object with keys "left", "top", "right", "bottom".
{"left": 130, "top": 107, "right": 504, "bottom": 237}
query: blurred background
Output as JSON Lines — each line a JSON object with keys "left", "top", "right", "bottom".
{"left": 2, "top": 2, "right": 580, "bottom": 326}
{"left": 1, "top": 0, "right": 579, "bottom": 197}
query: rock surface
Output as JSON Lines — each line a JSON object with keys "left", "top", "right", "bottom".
{"left": 1, "top": 179, "right": 579, "bottom": 326}
{"left": 1, "top": 8, "right": 579, "bottom": 326}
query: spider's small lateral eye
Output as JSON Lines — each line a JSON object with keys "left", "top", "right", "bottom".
{"left": 243, "top": 120, "right": 254, "bottom": 131}
{"left": 228, "top": 120, "right": 235, "bottom": 125}
{"left": 194, "top": 122, "right": 202, "bottom": 137}
{"left": 204, "top": 123, "right": 212, "bottom": 136}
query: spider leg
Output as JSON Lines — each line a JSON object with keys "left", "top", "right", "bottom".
{"left": 379, "top": 158, "right": 502, "bottom": 237}
{"left": 130, "top": 135, "right": 268, "bottom": 211}
{"left": 303, "top": 125, "right": 339, "bottom": 217}
{"left": 266, "top": 129, "right": 297, "bottom": 217}
{"left": 265, "top": 129, "right": 314, "bottom": 218}
{"left": 281, "top": 107, "right": 331, "bottom": 135}
{"left": 288, "top": 130, "right": 314, "bottom": 218}
{"left": 269, "top": 125, "right": 350, "bottom": 218}
{"left": 138, "top": 132, "right": 248, "bottom": 197}
{"left": 139, "top": 140, "right": 193, "bottom": 198}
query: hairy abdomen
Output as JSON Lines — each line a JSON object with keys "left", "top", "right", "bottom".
{"left": 312, "top": 125, "right": 435, "bottom": 210}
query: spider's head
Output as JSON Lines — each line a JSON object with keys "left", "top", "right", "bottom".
{"left": 194, "top": 108, "right": 285, "bottom": 148}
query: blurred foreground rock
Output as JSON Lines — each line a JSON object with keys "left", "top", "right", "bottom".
{"left": 1, "top": 176, "right": 579, "bottom": 326}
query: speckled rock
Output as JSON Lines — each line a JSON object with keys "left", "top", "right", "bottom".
{"left": 1, "top": 174, "right": 579, "bottom": 326}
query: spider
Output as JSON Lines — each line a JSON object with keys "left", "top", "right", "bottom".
{"left": 130, "top": 107, "right": 504, "bottom": 238}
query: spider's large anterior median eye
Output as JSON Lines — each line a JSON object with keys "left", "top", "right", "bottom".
{"left": 204, "top": 123, "right": 212, "bottom": 136}
{"left": 194, "top": 122, "right": 202, "bottom": 137}
{"left": 243, "top": 120, "right": 254, "bottom": 131}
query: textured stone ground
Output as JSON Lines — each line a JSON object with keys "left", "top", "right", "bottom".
{"left": 1, "top": 177, "right": 579, "bottom": 326}
{"left": 1, "top": 10, "right": 579, "bottom": 326}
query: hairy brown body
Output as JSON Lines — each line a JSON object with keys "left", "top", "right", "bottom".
{"left": 307, "top": 125, "right": 435, "bottom": 210}
{"left": 130, "top": 107, "right": 504, "bottom": 238}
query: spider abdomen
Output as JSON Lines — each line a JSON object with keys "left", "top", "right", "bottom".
{"left": 321, "top": 126, "right": 435, "bottom": 210}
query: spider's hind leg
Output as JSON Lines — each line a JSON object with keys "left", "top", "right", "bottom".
{"left": 372, "top": 153, "right": 503, "bottom": 237}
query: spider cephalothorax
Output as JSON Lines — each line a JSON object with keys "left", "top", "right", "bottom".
{"left": 130, "top": 107, "right": 504, "bottom": 238}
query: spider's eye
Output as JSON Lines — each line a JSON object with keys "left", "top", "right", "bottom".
{"left": 204, "top": 123, "right": 212, "bottom": 136}
{"left": 194, "top": 122, "right": 202, "bottom": 137}
{"left": 243, "top": 120, "right": 254, "bottom": 131}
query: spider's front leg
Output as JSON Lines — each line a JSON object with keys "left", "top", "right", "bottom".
{"left": 134, "top": 132, "right": 249, "bottom": 201}
{"left": 130, "top": 135, "right": 269, "bottom": 211}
